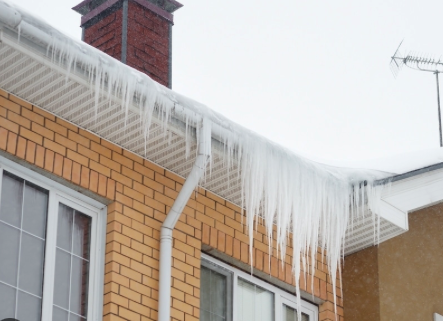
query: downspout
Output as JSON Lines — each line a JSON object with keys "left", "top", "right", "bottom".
{"left": 158, "top": 118, "right": 212, "bottom": 321}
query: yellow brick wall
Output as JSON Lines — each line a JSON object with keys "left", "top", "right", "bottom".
{"left": 0, "top": 89, "right": 343, "bottom": 321}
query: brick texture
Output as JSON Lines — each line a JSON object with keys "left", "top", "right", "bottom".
{"left": 84, "top": 9, "right": 123, "bottom": 61}
{"left": 126, "top": 2, "right": 170, "bottom": 86}
{"left": 0, "top": 92, "right": 343, "bottom": 321}
{"left": 83, "top": 1, "right": 170, "bottom": 87}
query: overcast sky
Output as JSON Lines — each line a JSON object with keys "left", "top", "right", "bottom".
{"left": 10, "top": 0, "right": 443, "bottom": 162}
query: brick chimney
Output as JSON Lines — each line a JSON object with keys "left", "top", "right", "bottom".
{"left": 73, "top": 0, "right": 183, "bottom": 88}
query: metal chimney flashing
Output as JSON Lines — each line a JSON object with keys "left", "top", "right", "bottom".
{"left": 73, "top": 0, "right": 180, "bottom": 26}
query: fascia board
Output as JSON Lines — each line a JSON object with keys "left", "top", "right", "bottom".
{"left": 378, "top": 199, "right": 408, "bottom": 230}
{"left": 381, "top": 167, "right": 443, "bottom": 222}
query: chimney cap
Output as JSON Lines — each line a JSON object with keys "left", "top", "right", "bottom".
{"left": 149, "top": 0, "right": 183, "bottom": 13}
{"left": 73, "top": 0, "right": 182, "bottom": 15}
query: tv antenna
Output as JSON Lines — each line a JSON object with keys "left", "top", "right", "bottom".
{"left": 390, "top": 40, "right": 443, "bottom": 147}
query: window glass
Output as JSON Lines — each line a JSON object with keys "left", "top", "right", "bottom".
{"left": 201, "top": 258, "right": 318, "bottom": 321}
{"left": 283, "top": 304, "right": 309, "bottom": 321}
{"left": 53, "top": 204, "right": 91, "bottom": 320}
{"left": 0, "top": 172, "right": 48, "bottom": 321}
{"left": 201, "top": 265, "right": 228, "bottom": 321}
{"left": 0, "top": 282, "right": 16, "bottom": 319}
{"left": 237, "top": 278, "right": 274, "bottom": 321}
{"left": 0, "top": 172, "right": 24, "bottom": 228}
{"left": 0, "top": 166, "right": 101, "bottom": 321}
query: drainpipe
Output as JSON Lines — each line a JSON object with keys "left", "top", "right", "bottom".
{"left": 158, "top": 118, "right": 211, "bottom": 321}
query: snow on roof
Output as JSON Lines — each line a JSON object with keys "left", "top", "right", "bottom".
{"left": 1, "top": 0, "right": 442, "bottom": 315}
{"left": 314, "top": 148, "right": 443, "bottom": 175}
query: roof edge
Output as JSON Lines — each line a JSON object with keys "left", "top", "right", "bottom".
{"left": 376, "top": 162, "right": 443, "bottom": 186}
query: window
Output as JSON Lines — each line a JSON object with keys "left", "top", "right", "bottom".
{"left": 0, "top": 157, "right": 106, "bottom": 321}
{"left": 201, "top": 261, "right": 233, "bottom": 321}
{"left": 200, "top": 255, "right": 317, "bottom": 321}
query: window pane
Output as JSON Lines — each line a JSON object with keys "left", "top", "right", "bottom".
{"left": 72, "top": 211, "right": 91, "bottom": 260}
{"left": 19, "top": 233, "right": 45, "bottom": 296}
{"left": 17, "top": 290, "right": 42, "bottom": 321}
{"left": 237, "top": 280, "right": 255, "bottom": 321}
{"left": 0, "top": 222, "right": 20, "bottom": 286}
{"left": 70, "top": 256, "right": 89, "bottom": 317}
{"left": 0, "top": 282, "right": 16, "bottom": 320}
{"left": 201, "top": 265, "right": 228, "bottom": 321}
{"left": 211, "top": 270, "right": 227, "bottom": 317}
{"left": 70, "top": 312, "right": 87, "bottom": 321}
{"left": 22, "top": 182, "right": 48, "bottom": 238}
{"left": 0, "top": 172, "right": 24, "bottom": 228}
{"left": 53, "top": 306, "right": 69, "bottom": 321}
{"left": 57, "top": 204, "right": 74, "bottom": 252}
{"left": 283, "top": 304, "right": 309, "bottom": 321}
{"left": 201, "top": 267, "right": 211, "bottom": 317}
{"left": 54, "top": 249, "right": 71, "bottom": 310}
{"left": 200, "top": 310, "right": 211, "bottom": 321}
{"left": 237, "top": 278, "right": 274, "bottom": 321}
{"left": 54, "top": 204, "right": 91, "bottom": 319}
{"left": 0, "top": 173, "right": 48, "bottom": 321}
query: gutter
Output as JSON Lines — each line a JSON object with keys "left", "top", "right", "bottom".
{"left": 0, "top": 3, "right": 21, "bottom": 28}
{"left": 0, "top": 2, "right": 235, "bottom": 148}
{"left": 375, "top": 161, "right": 443, "bottom": 185}
{"left": 158, "top": 118, "right": 211, "bottom": 321}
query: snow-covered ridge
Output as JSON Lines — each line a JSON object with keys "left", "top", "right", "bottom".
{"left": 0, "top": 0, "right": 426, "bottom": 315}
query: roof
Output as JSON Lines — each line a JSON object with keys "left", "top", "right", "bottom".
{"left": 0, "top": 0, "right": 442, "bottom": 263}
{"left": 315, "top": 148, "right": 443, "bottom": 175}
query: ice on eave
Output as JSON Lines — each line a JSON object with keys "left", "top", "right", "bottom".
{"left": 3, "top": 0, "right": 443, "bottom": 318}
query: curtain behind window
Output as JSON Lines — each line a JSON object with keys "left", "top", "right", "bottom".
{"left": 237, "top": 278, "right": 274, "bottom": 321}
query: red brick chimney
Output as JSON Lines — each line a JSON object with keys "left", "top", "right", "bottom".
{"left": 73, "top": 0, "right": 183, "bottom": 88}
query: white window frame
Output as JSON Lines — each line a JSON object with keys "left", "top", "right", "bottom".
{"left": 202, "top": 254, "right": 318, "bottom": 321}
{"left": 0, "top": 155, "right": 107, "bottom": 321}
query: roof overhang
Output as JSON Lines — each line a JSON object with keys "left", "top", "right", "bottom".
{"left": 0, "top": 25, "right": 243, "bottom": 207}
{"left": 344, "top": 163, "right": 443, "bottom": 255}
{"left": 1, "top": 19, "right": 439, "bottom": 255}
{"left": 383, "top": 163, "right": 443, "bottom": 220}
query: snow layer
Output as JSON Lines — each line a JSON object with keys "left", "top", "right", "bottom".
{"left": 313, "top": 148, "right": 443, "bottom": 175}
{"left": 1, "top": 0, "right": 441, "bottom": 317}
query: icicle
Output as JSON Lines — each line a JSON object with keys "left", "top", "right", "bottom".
{"left": 2, "top": 3, "right": 395, "bottom": 319}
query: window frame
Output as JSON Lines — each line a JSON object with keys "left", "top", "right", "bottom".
{"left": 201, "top": 258, "right": 234, "bottom": 321}
{"left": 0, "top": 155, "right": 107, "bottom": 321}
{"left": 201, "top": 254, "right": 319, "bottom": 321}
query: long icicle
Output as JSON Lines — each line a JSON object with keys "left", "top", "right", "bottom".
{"left": 1, "top": 2, "right": 393, "bottom": 318}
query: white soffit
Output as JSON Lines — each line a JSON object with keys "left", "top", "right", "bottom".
{"left": 435, "top": 313, "right": 443, "bottom": 321}
{"left": 2, "top": 26, "right": 437, "bottom": 255}
{"left": 382, "top": 165, "right": 443, "bottom": 215}
{"left": 0, "top": 28, "right": 243, "bottom": 201}
{"left": 344, "top": 164, "right": 443, "bottom": 255}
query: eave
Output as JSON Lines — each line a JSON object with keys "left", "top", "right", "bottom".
{"left": 0, "top": 22, "right": 419, "bottom": 255}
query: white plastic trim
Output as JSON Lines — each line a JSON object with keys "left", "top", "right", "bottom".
{"left": 158, "top": 118, "right": 212, "bottom": 321}
{"left": 378, "top": 199, "right": 408, "bottom": 230}
{"left": 202, "top": 254, "right": 319, "bottom": 321}
{"left": 0, "top": 154, "right": 107, "bottom": 321}
{"left": 381, "top": 167, "right": 443, "bottom": 224}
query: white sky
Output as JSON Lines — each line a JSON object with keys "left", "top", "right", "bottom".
{"left": 9, "top": 0, "right": 443, "bottom": 162}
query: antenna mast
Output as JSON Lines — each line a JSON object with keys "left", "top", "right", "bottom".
{"left": 390, "top": 41, "right": 443, "bottom": 147}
